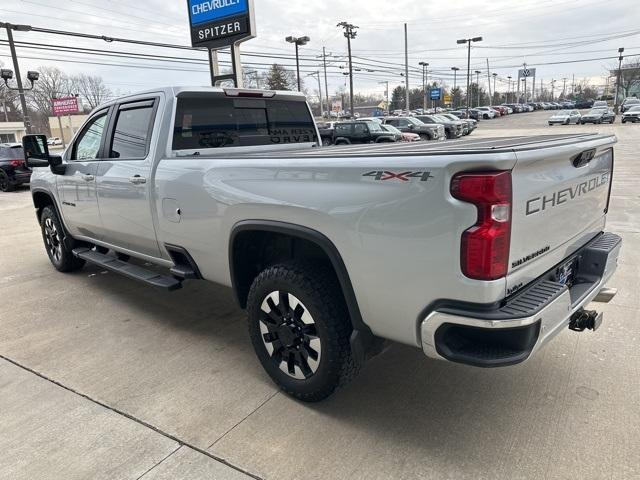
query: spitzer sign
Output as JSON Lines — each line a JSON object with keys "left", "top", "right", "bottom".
{"left": 187, "top": 0, "right": 256, "bottom": 49}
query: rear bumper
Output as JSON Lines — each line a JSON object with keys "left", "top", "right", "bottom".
{"left": 420, "top": 232, "right": 622, "bottom": 368}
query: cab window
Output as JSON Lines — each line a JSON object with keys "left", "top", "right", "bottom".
{"left": 72, "top": 112, "right": 108, "bottom": 161}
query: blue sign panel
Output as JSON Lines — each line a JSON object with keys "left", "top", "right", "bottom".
{"left": 430, "top": 88, "right": 443, "bottom": 101}
{"left": 189, "top": 0, "right": 249, "bottom": 26}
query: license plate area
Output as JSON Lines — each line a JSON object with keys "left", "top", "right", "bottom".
{"left": 554, "top": 257, "right": 578, "bottom": 287}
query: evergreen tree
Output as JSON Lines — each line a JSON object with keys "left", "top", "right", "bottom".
{"left": 264, "top": 64, "right": 297, "bottom": 91}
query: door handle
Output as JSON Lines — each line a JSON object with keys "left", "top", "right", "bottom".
{"left": 129, "top": 175, "right": 147, "bottom": 185}
{"left": 82, "top": 174, "right": 95, "bottom": 182}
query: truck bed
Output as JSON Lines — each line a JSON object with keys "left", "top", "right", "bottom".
{"left": 235, "top": 133, "right": 614, "bottom": 158}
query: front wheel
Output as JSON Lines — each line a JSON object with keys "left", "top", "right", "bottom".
{"left": 321, "top": 137, "right": 332, "bottom": 146}
{"left": 40, "top": 206, "right": 85, "bottom": 273}
{"left": 247, "top": 262, "right": 358, "bottom": 402}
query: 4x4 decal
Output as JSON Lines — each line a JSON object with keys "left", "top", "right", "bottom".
{"left": 363, "top": 171, "right": 434, "bottom": 182}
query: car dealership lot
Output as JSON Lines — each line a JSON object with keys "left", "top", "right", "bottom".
{"left": 1, "top": 110, "right": 639, "bottom": 480}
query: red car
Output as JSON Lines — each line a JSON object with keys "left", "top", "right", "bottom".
{"left": 491, "top": 106, "right": 507, "bottom": 116}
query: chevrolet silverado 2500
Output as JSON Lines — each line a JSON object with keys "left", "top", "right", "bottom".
{"left": 22, "top": 87, "right": 621, "bottom": 401}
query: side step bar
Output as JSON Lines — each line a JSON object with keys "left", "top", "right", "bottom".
{"left": 73, "top": 248, "right": 183, "bottom": 291}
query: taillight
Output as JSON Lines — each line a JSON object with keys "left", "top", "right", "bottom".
{"left": 451, "top": 171, "right": 512, "bottom": 281}
{"left": 9, "top": 159, "right": 24, "bottom": 168}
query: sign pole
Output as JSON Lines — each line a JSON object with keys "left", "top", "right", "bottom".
{"left": 57, "top": 116, "right": 66, "bottom": 149}
{"left": 231, "top": 43, "right": 244, "bottom": 88}
{"left": 209, "top": 49, "right": 220, "bottom": 86}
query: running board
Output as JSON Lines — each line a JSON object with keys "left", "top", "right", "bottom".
{"left": 72, "top": 248, "right": 183, "bottom": 291}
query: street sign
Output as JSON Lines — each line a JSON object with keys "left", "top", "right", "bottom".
{"left": 331, "top": 100, "right": 342, "bottom": 113}
{"left": 518, "top": 68, "right": 536, "bottom": 79}
{"left": 187, "top": 0, "right": 256, "bottom": 49}
{"left": 52, "top": 97, "right": 79, "bottom": 116}
{"left": 444, "top": 94, "right": 452, "bottom": 104}
{"left": 430, "top": 88, "right": 443, "bottom": 101}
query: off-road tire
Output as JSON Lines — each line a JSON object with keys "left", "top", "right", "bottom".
{"left": 247, "top": 261, "right": 359, "bottom": 402}
{"left": 40, "top": 206, "right": 85, "bottom": 273}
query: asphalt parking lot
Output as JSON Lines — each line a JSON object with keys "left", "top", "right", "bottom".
{"left": 1, "top": 110, "right": 639, "bottom": 480}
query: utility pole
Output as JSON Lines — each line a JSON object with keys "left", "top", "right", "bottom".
{"left": 451, "top": 67, "right": 459, "bottom": 108}
{"left": 486, "top": 59, "right": 492, "bottom": 105}
{"left": 404, "top": 23, "right": 410, "bottom": 112}
{"left": 321, "top": 47, "right": 330, "bottom": 118}
{"left": 614, "top": 47, "right": 625, "bottom": 114}
{"left": 337, "top": 22, "right": 358, "bottom": 117}
{"left": 551, "top": 79, "right": 556, "bottom": 101}
{"left": 571, "top": 74, "right": 575, "bottom": 96}
{"left": 419, "top": 62, "right": 429, "bottom": 111}
{"left": 507, "top": 76, "right": 512, "bottom": 103}
{"left": 1, "top": 23, "right": 33, "bottom": 133}
{"left": 307, "top": 71, "right": 323, "bottom": 116}
{"left": 475, "top": 70, "right": 482, "bottom": 107}
{"left": 562, "top": 77, "right": 567, "bottom": 99}
{"left": 457, "top": 36, "right": 483, "bottom": 116}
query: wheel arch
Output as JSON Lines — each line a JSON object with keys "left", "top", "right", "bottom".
{"left": 229, "top": 220, "right": 369, "bottom": 337}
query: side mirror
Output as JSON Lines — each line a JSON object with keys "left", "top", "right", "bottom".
{"left": 22, "top": 134, "right": 50, "bottom": 168}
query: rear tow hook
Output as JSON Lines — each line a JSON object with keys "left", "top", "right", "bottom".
{"left": 569, "top": 309, "right": 603, "bottom": 332}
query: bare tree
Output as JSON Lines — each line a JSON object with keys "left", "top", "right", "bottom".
{"left": 73, "top": 74, "right": 112, "bottom": 110}
{"left": 29, "top": 66, "right": 74, "bottom": 117}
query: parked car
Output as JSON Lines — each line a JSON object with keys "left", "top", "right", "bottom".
{"left": 0, "top": 143, "right": 31, "bottom": 192}
{"left": 317, "top": 122, "right": 337, "bottom": 146}
{"left": 475, "top": 107, "right": 497, "bottom": 119}
{"left": 575, "top": 99, "right": 594, "bottom": 109}
{"left": 503, "top": 103, "right": 522, "bottom": 113}
{"left": 440, "top": 113, "right": 477, "bottom": 135}
{"left": 22, "top": 85, "right": 621, "bottom": 401}
{"left": 548, "top": 110, "right": 582, "bottom": 125}
{"left": 47, "top": 137, "right": 63, "bottom": 146}
{"left": 621, "top": 105, "right": 640, "bottom": 123}
{"left": 382, "top": 117, "right": 446, "bottom": 141}
{"left": 449, "top": 110, "right": 469, "bottom": 119}
{"left": 415, "top": 115, "right": 464, "bottom": 139}
{"left": 592, "top": 101, "right": 609, "bottom": 109}
{"left": 380, "top": 123, "right": 419, "bottom": 142}
{"left": 621, "top": 98, "right": 640, "bottom": 113}
{"left": 332, "top": 121, "right": 397, "bottom": 145}
{"left": 467, "top": 108, "right": 482, "bottom": 120}
{"left": 580, "top": 107, "right": 616, "bottom": 124}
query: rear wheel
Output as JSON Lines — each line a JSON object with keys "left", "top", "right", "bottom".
{"left": 321, "top": 137, "right": 332, "bottom": 146}
{"left": 0, "top": 170, "right": 14, "bottom": 192}
{"left": 40, "top": 206, "right": 85, "bottom": 273}
{"left": 247, "top": 262, "right": 358, "bottom": 402}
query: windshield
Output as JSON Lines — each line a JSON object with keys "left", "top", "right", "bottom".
{"left": 433, "top": 115, "right": 453, "bottom": 122}
{"left": 629, "top": 106, "right": 640, "bottom": 112}
{"left": 406, "top": 117, "right": 425, "bottom": 126}
{"left": 588, "top": 109, "right": 606, "bottom": 114}
{"left": 382, "top": 124, "right": 401, "bottom": 134}
{"left": 365, "top": 121, "right": 383, "bottom": 132}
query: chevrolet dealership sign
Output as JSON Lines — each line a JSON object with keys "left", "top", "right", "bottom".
{"left": 187, "top": 0, "right": 256, "bottom": 49}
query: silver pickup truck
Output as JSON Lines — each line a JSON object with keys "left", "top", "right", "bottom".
{"left": 22, "top": 87, "right": 621, "bottom": 402}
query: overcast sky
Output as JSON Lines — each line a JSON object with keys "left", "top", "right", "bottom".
{"left": 1, "top": 0, "right": 638, "bottom": 100}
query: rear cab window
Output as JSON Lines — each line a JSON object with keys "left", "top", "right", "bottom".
{"left": 172, "top": 94, "right": 317, "bottom": 151}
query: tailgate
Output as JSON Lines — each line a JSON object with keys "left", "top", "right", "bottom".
{"left": 507, "top": 136, "right": 615, "bottom": 290}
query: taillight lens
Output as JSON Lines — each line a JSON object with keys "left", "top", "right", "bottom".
{"left": 9, "top": 159, "right": 24, "bottom": 168}
{"left": 451, "top": 171, "right": 512, "bottom": 280}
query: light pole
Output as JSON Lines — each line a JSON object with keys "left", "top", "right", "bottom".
{"left": 451, "top": 67, "right": 460, "bottom": 108}
{"left": 475, "top": 70, "right": 482, "bottom": 107}
{"left": 285, "top": 35, "right": 310, "bottom": 92}
{"left": 492, "top": 73, "right": 497, "bottom": 105}
{"left": 614, "top": 47, "right": 625, "bottom": 114}
{"left": 456, "top": 36, "right": 483, "bottom": 115}
{"left": 507, "top": 76, "right": 512, "bottom": 103}
{"left": 419, "top": 62, "right": 429, "bottom": 111}
{"left": 551, "top": 79, "right": 556, "bottom": 101}
{"left": 337, "top": 22, "right": 358, "bottom": 117}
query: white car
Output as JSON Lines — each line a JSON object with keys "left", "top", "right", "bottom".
{"left": 475, "top": 107, "right": 497, "bottom": 119}
{"left": 548, "top": 110, "right": 582, "bottom": 125}
{"left": 47, "top": 137, "right": 62, "bottom": 146}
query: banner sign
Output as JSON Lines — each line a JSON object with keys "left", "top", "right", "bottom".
{"left": 187, "top": 0, "right": 256, "bottom": 49}
{"left": 52, "top": 97, "right": 79, "bottom": 116}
